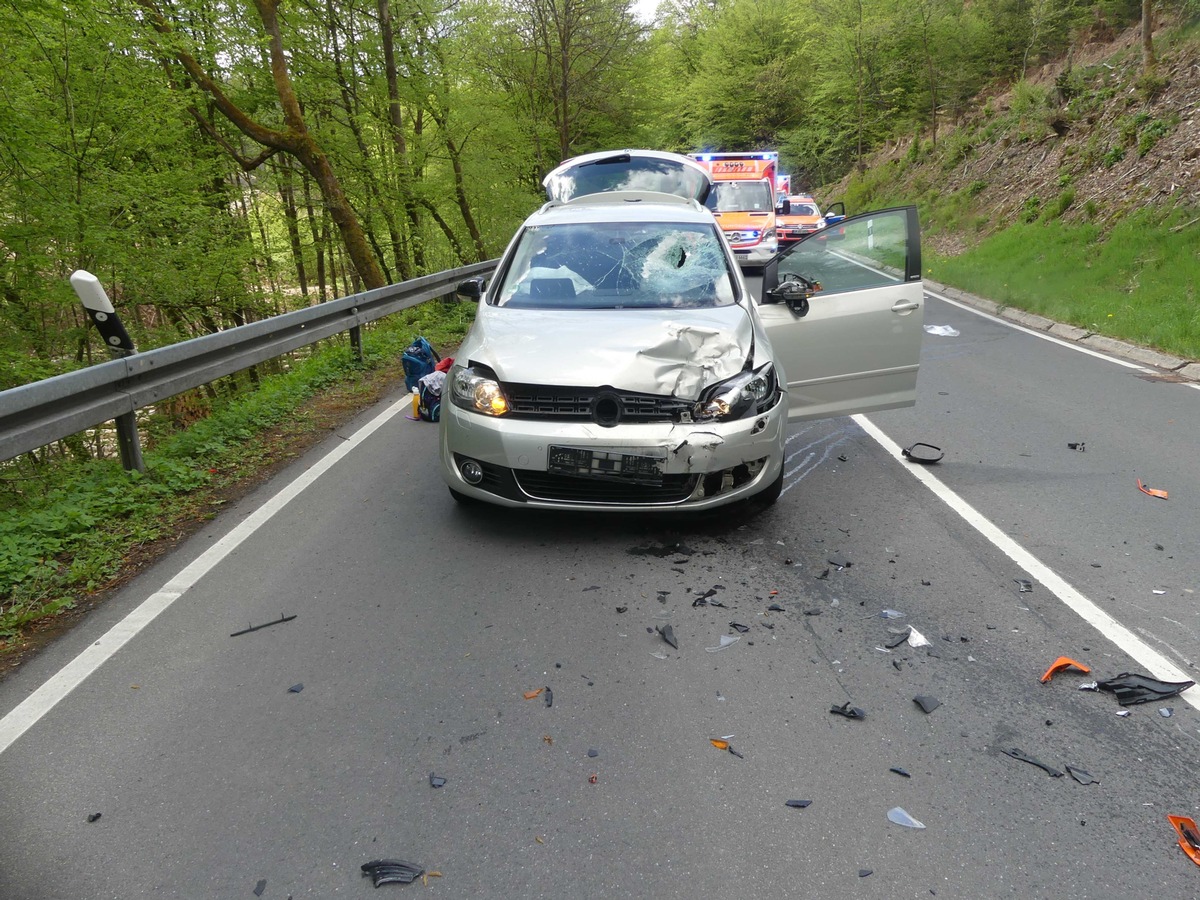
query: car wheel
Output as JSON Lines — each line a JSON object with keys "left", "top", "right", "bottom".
{"left": 448, "top": 486, "right": 480, "bottom": 506}
{"left": 752, "top": 466, "right": 784, "bottom": 509}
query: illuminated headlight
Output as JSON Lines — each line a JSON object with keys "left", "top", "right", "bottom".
{"left": 693, "top": 364, "right": 778, "bottom": 422}
{"left": 449, "top": 365, "right": 509, "bottom": 416}
{"left": 763, "top": 228, "right": 777, "bottom": 252}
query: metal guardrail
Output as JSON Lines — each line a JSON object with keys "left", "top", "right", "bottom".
{"left": 0, "top": 260, "right": 497, "bottom": 464}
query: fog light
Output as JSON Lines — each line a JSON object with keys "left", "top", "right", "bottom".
{"left": 459, "top": 459, "right": 484, "bottom": 485}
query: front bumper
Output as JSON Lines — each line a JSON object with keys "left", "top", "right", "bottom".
{"left": 440, "top": 396, "right": 786, "bottom": 511}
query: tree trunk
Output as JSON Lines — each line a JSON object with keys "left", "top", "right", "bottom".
{"left": 1142, "top": 0, "right": 1156, "bottom": 75}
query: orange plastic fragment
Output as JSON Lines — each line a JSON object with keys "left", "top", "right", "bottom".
{"left": 1040, "top": 656, "right": 1091, "bottom": 683}
{"left": 1168, "top": 815, "right": 1200, "bottom": 867}
{"left": 523, "top": 688, "right": 544, "bottom": 700}
{"left": 709, "top": 738, "right": 730, "bottom": 750}
{"left": 588, "top": 773, "right": 598, "bottom": 784}
{"left": 1138, "top": 478, "right": 1169, "bottom": 500}
{"left": 769, "top": 590, "right": 779, "bottom": 596}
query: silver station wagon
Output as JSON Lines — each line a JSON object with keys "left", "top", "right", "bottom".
{"left": 440, "top": 150, "right": 924, "bottom": 511}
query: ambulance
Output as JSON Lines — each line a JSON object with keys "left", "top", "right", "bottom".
{"left": 689, "top": 151, "right": 781, "bottom": 267}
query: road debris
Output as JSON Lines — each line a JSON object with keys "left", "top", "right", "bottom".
{"left": 1067, "top": 442, "right": 1086, "bottom": 452}
{"left": 887, "top": 807, "right": 926, "bottom": 829}
{"left": 768, "top": 603, "right": 785, "bottom": 612}
{"left": 523, "top": 688, "right": 544, "bottom": 700}
{"left": 429, "top": 773, "right": 447, "bottom": 788}
{"left": 1001, "top": 747, "right": 1063, "bottom": 777}
{"left": 709, "top": 738, "right": 744, "bottom": 758}
{"left": 1040, "top": 657, "right": 1090, "bottom": 683}
{"left": 1014, "top": 579, "right": 1033, "bottom": 593}
{"left": 913, "top": 695, "right": 941, "bottom": 714}
{"left": 1168, "top": 815, "right": 1200, "bottom": 867}
{"left": 615, "top": 606, "right": 627, "bottom": 614}
{"left": 254, "top": 879, "right": 267, "bottom": 897}
{"left": 288, "top": 683, "right": 304, "bottom": 693}
{"left": 1137, "top": 478, "right": 1168, "bottom": 500}
{"left": 785, "top": 799, "right": 812, "bottom": 809}
{"left": 86, "top": 813, "right": 101, "bottom": 823}
{"left": 588, "top": 749, "right": 599, "bottom": 758}
{"left": 880, "top": 609, "right": 906, "bottom": 619}
{"left": 859, "top": 869, "right": 873, "bottom": 878}
{"left": 901, "top": 442, "right": 944, "bottom": 464}
{"left": 544, "top": 687, "right": 553, "bottom": 708}
{"left": 907, "top": 627, "right": 932, "bottom": 649}
{"left": 1160, "top": 707, "right": 1174, "bottom": 718}
{"left": 1097, "top": 673, "right": 1195, "bottom": 706}
{"left": 924, "top": 324, "right": 960, "bottom": 336}
{"left": 657, "top": 624, "right": 679, "bottom": 649}
{"left": 890, "top": 767, "right": 911, "bottom": 778}
{"left": 588, "top": 773, "right": 598, "bottom": 784}
{"left": 1078, "top": 681, "right": 1099, "bottom": 692}
{"left": 729, "top": 622, "right": 750, "bottom": 633}
{"left": 830, "top": 701, "right": 866, "bottom": 720}
{"left": 1066, "top": 766, "right": 1099, "bottom": 786}
{"left": 1116, "top": 710, "right": 1131, "bottom": 717}
{"left": 230, "top": 613, "right": 296, "bottom": 637}
{"left": 828, "top": 553, "right": 852, "bottom": 569}
{"left": 361, "top": 859, "right": 424, "bottom": 887}
{"left": 705, "top": 635, "right": 740, "bottom": 652}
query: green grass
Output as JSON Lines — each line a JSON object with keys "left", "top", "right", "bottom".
{"left": 925, "top": 207, "right": 1200, "bottom": 358}
{"left": 0, "top": 299, "right": 476, "bottom": 643}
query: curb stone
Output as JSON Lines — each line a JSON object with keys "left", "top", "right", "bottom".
{"left": 923, "top": 279, "right": 1200, "bottom": 384}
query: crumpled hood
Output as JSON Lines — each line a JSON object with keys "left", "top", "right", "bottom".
{"left": 464, "top": 304, "right": 755, "bottom": 400}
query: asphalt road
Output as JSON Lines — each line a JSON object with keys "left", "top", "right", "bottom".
{"left": 2, "top": 290, "right": 1199, "bottom": 899}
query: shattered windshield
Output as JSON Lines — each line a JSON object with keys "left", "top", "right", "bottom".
{"left": 497, "top": 222, "right": 738, "bottom": 310}
{"left": 705, "top": 182, "right": 773, "bottom": 213}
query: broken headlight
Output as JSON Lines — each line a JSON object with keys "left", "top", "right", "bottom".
{"left": 449, "top": 365, "right": 509, "bottom": 416}
{"left": 693, "top": 363, "right": 778, "bottom": 422}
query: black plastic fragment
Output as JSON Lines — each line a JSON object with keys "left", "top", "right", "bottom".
{"left": 727, "top": 746, "right": 744, "bottom": 759}
{"left": 230, "top": 613, "right": 296, "bottom": 637}
{"left": 785, "top": 799, "right": 812, "bottom": 808}
{"left": 1065, "top": 765, "right": 1098, "bottom": 786}
{"left": 544, "top": 686, "right": 553, "bottom": 708}
{"left": 885, "top": 632, "right": 909, "bottom": 649}
{"left": 890, "top": 767, "right": 911, "bottom": 778}
{"left": 830, "top": 701, "right": 866, "bottom": 720}
{"left": 859, "top": 869, "right": 873, "bottom": 878}
{"left": 587, "top": 749, "right": 598, "bottom": 758}
{"left": 86, "top": 812, "right": 101, "bottom": 823}
{"left": 816, "top": 568, "right": 830, "bottom": 580}
{"left": 1097, "top": 672, "right": 1195, "bottom": 706}
{"left": 1002, "top": 747, "right": 1063, "bottom": 777}
{"left": 657, "top": 624, "right": 678, "bottom": 650}
{"left": 1067, "top": 442, "right": 1086, "bottom": 452}
{"left": 803, "top": 609, "right": 822, "bottom": 616}
{"left": 1014, "top": 579, "right": 1033, "bottom": 593}
{"left": 902, "top": 442, "right": 944, "bottom": 464}
{"left": 730, "top": 622, "right": 750, "bottom": 634}
{"left": 288, "top": 683, "right": 303, "bottom": 693}
{"left": 615, "top": 606, "right": 628, "bottom": 613}
{"left": 767, "top": 603, "right": 785, "bottom": 612}
{"left": 913, "top": 695, "right": 941, "bottom": 714}
{"left": 430, "top": 772, "right": 447, "bottom": 788}
{"left": 254, "top": 879, "right": 267, "bottom": 897}
{"left": 838, "top": 454, "right": 848, "bottom": 462}
{"left": 361, "top": 859, "right": 424, "bottom": 887}
{"left": 828, "top": 553, "right": 852, "bottom": 569}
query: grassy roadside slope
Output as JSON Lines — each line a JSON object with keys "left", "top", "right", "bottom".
{"left": 829, "top": 19, "right": 1200, "bottom": 360}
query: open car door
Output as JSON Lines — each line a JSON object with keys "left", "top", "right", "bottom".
{"left": 754, "top": 206, "right": 923, "bottom": 422}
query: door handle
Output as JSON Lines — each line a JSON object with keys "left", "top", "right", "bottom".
{"left": 891, "top": 301, "right": 921, "bottom": 312}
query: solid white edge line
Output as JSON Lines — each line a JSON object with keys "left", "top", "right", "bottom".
{"left": 852, "top": 412, "right": 1200, "bottom": 710}
{"left": 0, "top": 392, "right": 416, "bottom": 756}
{"left": 924, "top": 287, "right": 1151, "bottom": 370}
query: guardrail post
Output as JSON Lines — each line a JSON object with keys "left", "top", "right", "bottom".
{"left": 70, "top": 270, "right": 145, "bottom": 473}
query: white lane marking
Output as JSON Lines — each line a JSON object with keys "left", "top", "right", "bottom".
{"left": 925, "top": 287, "right": 1152, "bottom": 370}
{"left": 853, "top": 412, "right": 1200, "bottom": 710}
{"left": 0, "top": 393, "right": 416, "bottom": 756}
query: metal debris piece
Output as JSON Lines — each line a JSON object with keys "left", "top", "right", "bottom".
{"left": 887, "top": 807, "right": 926, "bottom": 829}
{"left": 1065, "top": 766, "right": 1099, "bottom": 786}
{"left": 1078, "top": 681, "right": 1099, "bottom": 692}
{"left": 830, "top": 701, "right": 866, "bottom": 720}
{"left": 230, "top": 613, "right": 296, "bottom": 637}
{"left": 913, "top": 695, "right": 941, "bottom": 714}
{"left": 362, "top": 859, "right": 424, "bottom": 887}
{"left": 1001, "top": 747, "right": 1063, "bottom": 777}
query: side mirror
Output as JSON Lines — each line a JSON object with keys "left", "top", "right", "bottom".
{"left": 778, "top": 199, "right": 791, "bottom": 215}
{"left": 457, "top": 277, "right": 485, "bottom": 302}
{"left": 765, "top": 277, "right": 819, "bottom": 317}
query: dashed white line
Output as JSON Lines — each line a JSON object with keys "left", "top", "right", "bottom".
{"left": 853, "top": 412, "right": 1200, "bottom": 710}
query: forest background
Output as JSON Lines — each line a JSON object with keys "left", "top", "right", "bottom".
{"left": 1, "top": 0, "right": 1198, "bottom": 646}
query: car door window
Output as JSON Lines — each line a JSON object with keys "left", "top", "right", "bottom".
{"left": 777, "top": 210, "right": 917, "bottom": 294}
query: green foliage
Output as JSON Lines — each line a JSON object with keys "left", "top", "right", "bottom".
{"left": 1137, "top": 118, "right": 1173, "bottom": 156}
{"left": 1103, "top": 145, "right": 1126, "bottom": 167}
{"left": 1021, "top": 196, "right": 1043, "bottom": 223}
{"left": 1040, "top": 188, "right": 1075, "bottom": 221}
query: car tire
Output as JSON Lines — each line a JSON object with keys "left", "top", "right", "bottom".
{"left": 752, "top": 466, "right": 784, "bottom": 509}
{"left": 448, "top": 486, "right": 480, "bottom": 506}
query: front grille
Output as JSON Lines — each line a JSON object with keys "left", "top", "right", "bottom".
{"left": 503, "top": 384, "right": 690, "bottom": 422}
{"left": 515, "top": 470, "right": 698, "bottom": 504}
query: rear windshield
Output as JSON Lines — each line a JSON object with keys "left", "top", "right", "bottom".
{"left": 544, "top": 155, "right": 710, "bottom": 202}
{"left": 497, "top": 221, "right": 737, "bottom": 310}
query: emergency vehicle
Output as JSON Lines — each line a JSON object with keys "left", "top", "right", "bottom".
{"left": 689, "top": 151, "right": 781, "bottom": 267}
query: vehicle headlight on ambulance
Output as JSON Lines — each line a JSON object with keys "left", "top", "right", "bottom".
{"left": 693, "top": 364, "right": 778, "bottom": 422}
{"left": 450, "top": 365, "right": 509, "bottom": 416}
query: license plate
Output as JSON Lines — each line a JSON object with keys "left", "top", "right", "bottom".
{"left": 548, "top": 446, "right": 666, "bottom": 484}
